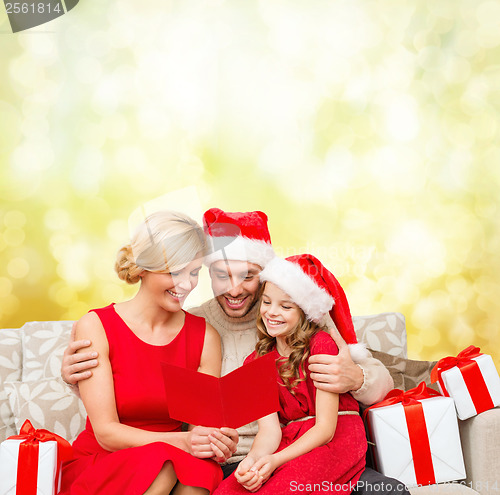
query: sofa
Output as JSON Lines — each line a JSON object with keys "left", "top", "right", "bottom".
{"left": 1, "top": 312, "right": 499, "bottom": 494}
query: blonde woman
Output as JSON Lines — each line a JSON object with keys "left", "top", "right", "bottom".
{"left": 60, "top": 211, "right": 237, "bottom": 495}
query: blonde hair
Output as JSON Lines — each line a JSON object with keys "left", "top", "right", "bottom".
{"left": 255, "top": 287, "right": 322, "bottom": 393}
{"left": 115, "top": 211, "right": 207, "bottom": 284}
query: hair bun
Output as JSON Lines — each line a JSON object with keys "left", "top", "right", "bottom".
{"left": 115, "top": 245, "right": 142, "bottom": 284}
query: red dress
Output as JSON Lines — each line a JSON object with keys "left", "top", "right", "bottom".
{"left": 60, "top": 304, "right": 223, "bottom": 495}
{"left": 215, "top": 331, "right": 366, "bottom": 495}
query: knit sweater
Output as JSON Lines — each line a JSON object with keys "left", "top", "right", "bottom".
{"left": 188, "top": 298, "right": 394, "bottom": 465}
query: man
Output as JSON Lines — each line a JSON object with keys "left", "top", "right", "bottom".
{"left": 62, "top": 208, "right": 408, "bottom": 494}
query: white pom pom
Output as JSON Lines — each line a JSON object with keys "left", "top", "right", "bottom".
{"left": 348, "top": 343, "right": 370, "bottom": 363}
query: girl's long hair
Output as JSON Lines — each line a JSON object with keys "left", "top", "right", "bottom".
{"left": 255, "top": 291, "right": 322, "bottom": 392}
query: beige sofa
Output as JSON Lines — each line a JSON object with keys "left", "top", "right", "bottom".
{"left": 1, "top": 313, "right": 499, "bottom": 494}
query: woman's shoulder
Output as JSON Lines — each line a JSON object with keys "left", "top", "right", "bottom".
{"left": 309, "top": 330, "right": 339, "bottom": 357}
{"left": 185, "top": 311, "right": 219, "bottom": 335}
{"left": 74, "top": 309, "right": 107, "bottom": 343}
{"left": 88, "top": 303, "right": 115, "bottom": 317}
{"left": 184, "top": 312, "right": 221, "bottom": 354}
{"left": 78, "top": 307, "right": 108, "bottom": 326}
{"left": 184, "top": 310, "right": 209, "bottom": 327}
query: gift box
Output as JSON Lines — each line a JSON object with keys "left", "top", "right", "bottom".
{"left": 431, "top": 345, "right": 500, "bottom": 420}
{"left": 365, "top": 383, "right": 466, "bottom": 488}
{"left": 0, "top": 420, "right": 72, "bottom": 495}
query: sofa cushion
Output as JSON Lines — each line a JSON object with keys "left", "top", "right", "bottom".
{"left": 369, "top": 349, "right": 439, "bottom": 392}
{"left": 353, "top": 312, "right": 407, "bottom": 358}
{"left": 368, "top": 349, "right": 406, "bottom": 390}
{"left": 5, "top": 377, "right": 86, "bottom": 443}
{"left": 0, "top": 329, "right": 22, "bottom": 442}
{"left": 21, "top": 321, "right": 74, "bottom": 381}
{"left": 403, "top": 358, "right": 438, "bottom": 391}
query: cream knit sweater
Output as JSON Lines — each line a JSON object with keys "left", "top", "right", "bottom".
{"left": 188, "top": 298, "right": 393, "bottom": 465}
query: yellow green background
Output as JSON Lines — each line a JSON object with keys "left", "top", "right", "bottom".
{"left": 1, "top": 1, "right": 499, "bottom": 367}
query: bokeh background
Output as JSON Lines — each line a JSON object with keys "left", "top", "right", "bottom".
{"left": 1, "top": 0, "right": 499, "bottom": 366}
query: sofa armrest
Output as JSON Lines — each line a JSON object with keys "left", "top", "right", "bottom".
{"left": 459, "top": 408, "right": 500, "bottom": 495}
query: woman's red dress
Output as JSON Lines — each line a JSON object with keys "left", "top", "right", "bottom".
{"left": 59, "top": 304, "right": 222, "bottom": 494}
{"left": 215, "top": 331, "right": 366, "bottom": 494}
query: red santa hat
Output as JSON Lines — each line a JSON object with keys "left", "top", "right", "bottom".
{"left": 259, "top": 254, "right": 368, "bottom": 362}
{"left": 203, "top": 208, "right": 275, "bottom": 268}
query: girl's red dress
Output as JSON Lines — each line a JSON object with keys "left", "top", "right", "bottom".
{"left": 59, "top": 304, "right": 222, "bottom": 495}
{"left": 215, "top": 331, "right": 367, "bottom": 495}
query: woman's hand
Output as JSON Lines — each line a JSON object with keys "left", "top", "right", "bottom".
{"left": 187, "top": 426, "right": 238, "bottom": 462}
{"left": 209, "top": 427, "right": 239, "bottom": 462}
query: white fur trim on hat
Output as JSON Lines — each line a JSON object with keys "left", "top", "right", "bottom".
{"left": 348, "top": 343, "right": 370, "bottom": 363}
{"left": 204, "top": 236, "right": 275, "bottom": 269}
{"left": 259, "top": 257, "right": 334, "bottom": 322}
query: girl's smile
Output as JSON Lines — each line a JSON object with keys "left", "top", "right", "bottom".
{"left": 260, "top": 282, "right": 301, "bottom": 349}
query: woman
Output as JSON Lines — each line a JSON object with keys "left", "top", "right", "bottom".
{"left": 60, "top": 211, "right": 237, "bottom": 495}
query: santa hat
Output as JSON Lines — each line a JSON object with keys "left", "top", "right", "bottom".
{"left": 203, "top": 208, "right": 275, "bottom": 268}
{"left": 259, "top": 254, "right": 368, "bottom": 362}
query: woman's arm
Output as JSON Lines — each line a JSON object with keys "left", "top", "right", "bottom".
{"left": 251, "top": 389, "right": 339, "bottom": 485}
{"left": 198, "top": 322, "right": 222, "bottom": 377}
{"left": 76, "top": 312, "right": 193, "bottom": 454}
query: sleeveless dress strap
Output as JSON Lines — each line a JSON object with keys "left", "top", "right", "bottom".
{"left": 183, "top": 312, "right": 207, "bottom": 370}
{"left": 89, "top": 303, "right": 115, "bottom": 325}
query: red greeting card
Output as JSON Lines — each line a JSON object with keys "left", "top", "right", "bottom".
{"left": 161, "top": 353, "right": 280, "bottom": 429}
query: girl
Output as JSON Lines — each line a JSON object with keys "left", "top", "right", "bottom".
{"left": 60, "top": 211, "right": 237, "bottom": 495}
{"left": 215, "top": 254, "right": 367, "bottom": 494}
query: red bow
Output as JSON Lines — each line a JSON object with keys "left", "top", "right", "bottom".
{"left": 8, "top": 420, "right": 72, "bottom": 495}
{"left": 365, "top": 382, "right": 441, "bottom": 412}
{"left": 431, "top": 345, "right": 493, "bottom": 415}
{"left": 431, "top": 345, "right": 482, "bottom": 383}
{"left": 364, "top": 382, "right": 440, "bottom": 486}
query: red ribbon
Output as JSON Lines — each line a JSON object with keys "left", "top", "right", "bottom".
{"left": 8, "top": 420, "right": 72, "bottom": 495}
{"left": 364, "top": 382, "right": 441, "bottom": 486}
{"left": 431, "top": 345, "right": 494, "bottom": 415}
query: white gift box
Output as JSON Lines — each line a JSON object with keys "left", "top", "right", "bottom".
{"left": 438, "top": 354, "right": 500, "bottom": 420}
{"left": 367, "top": 396, "right": 466, "bottom": 488}
{"left": 0, "top": 439, "right": 59, "bottom": 495}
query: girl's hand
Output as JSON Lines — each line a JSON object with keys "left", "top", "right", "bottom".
{"left": 250, "top": 454, "right": 280, "bottom": 485}
{"left": 235, "top": 456, "right": 263, "bottom": 492}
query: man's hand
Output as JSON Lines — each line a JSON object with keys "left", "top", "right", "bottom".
{"left": 61, "top": 322, "right": 98, "bottom": 387}
{"left": 188, "top": 426, "right": 238, "bottom": 462}
{"left": 308, "top": 327, "right": 364, "bottom": 394}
